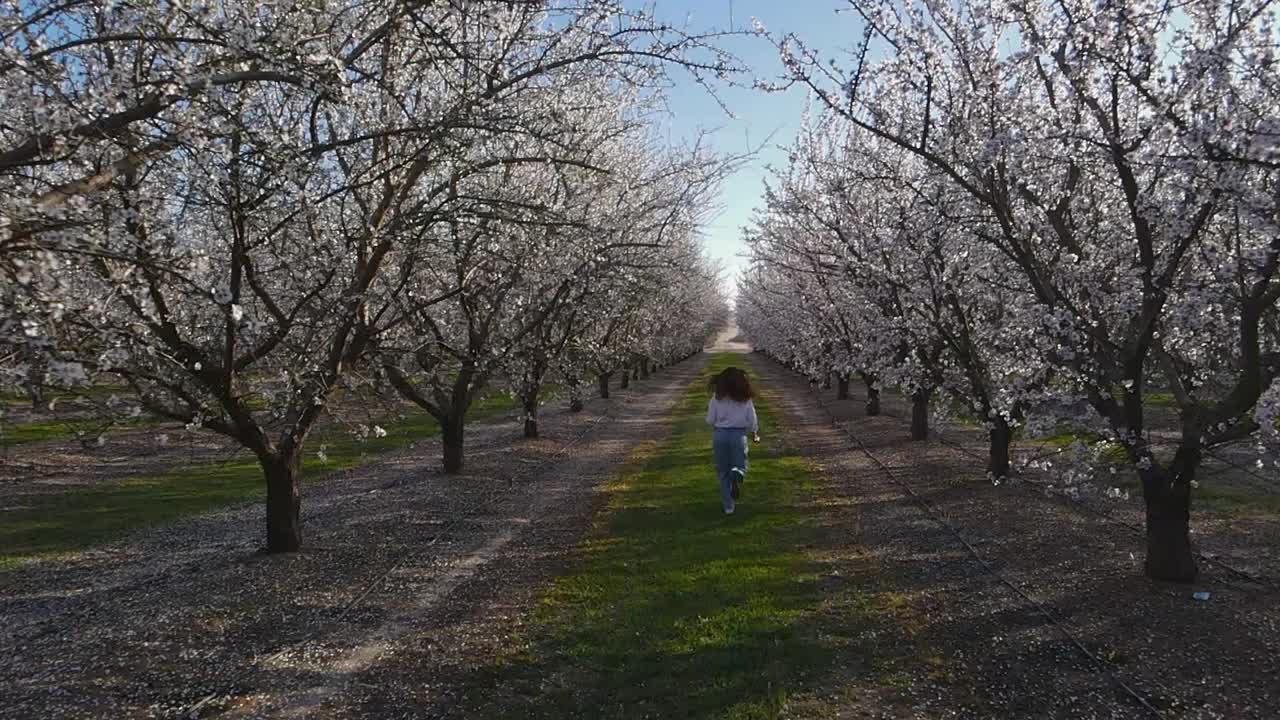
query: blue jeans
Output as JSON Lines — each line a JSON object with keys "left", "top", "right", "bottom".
{"left": 712, "top": 428, "right": 749, "bottom": 512}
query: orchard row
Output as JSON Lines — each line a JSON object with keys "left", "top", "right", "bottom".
{"left": 0, "top": 2, "right": 735, "bottom": 553}
{"left": 739, "top": 0, "right": 1280, "bottom": 582}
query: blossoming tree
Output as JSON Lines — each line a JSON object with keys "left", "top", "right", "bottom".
{"left": 748, "top": 0, "right": 1280, "bottom": 580}
{"left": 1, "top": 0, "right": 741, "bottom": 552}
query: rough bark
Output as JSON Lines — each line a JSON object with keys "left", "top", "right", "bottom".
{"left": 910, "top": 389, "right": 930, "bottom": 441}
{"left": 1092, "top": 376, "right": 1203, "bottom": 581}
{"left": 862, "top": 374, "right": 881, "bottom": 416}
{"left": 522, "top": 395, "right": 539, "bottom": 439}
{"left": 569, "top": 387, "right": 584, "bottom": 413}
{"left": 442, "top": 413, "right": 466, "bottom": 473}
{"left": 621, "top": 370, "right": 630, "bottom": 389}
{"left": 25, "top": 348, "right": 46, "bottom": 412}
{"left": 264, "top": 454, "right": 302, "bottom": 553}
{"left": 598, "top": 372, "right": 612, "bottom": 399}
{"left": 988, "top": 418, "right": 1011, "bottom": 480}
{"left": 1140, "top": 444, "right": 1200, "bottom": 582}
{"left": 639, "top": 360, "right": 650, "bottom": 380}
{"left": 28, "top": 385, "right": 45, "bottom": 413}
{"left": 837, "top": 375, "right": 850, "bottom": 400}
{"left": 1142, "top": 476, "right": 1198, "bottom": 581}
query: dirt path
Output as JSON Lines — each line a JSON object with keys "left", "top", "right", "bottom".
{"left": 706, "top": 320, "right": 751, "bottom": 354}
{"left": 0, "top": 357, "right": 705, "bottom": 720}
{"left": 749, "top": 354, "right": 1280, "bottom": 720}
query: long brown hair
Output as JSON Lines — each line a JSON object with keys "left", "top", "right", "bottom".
{"left": 712, "top": 367, "right": 753, "bottom": 402}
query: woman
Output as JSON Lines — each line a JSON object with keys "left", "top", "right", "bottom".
{"left": 705, "top": 367, "right": 761, "bottom": 514}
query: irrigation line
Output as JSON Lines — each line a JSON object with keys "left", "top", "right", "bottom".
{"left": 1201, "top": 446, "right": 1278, "bottom": 488}
{"left": 875, "top": 408, "right": 1275, "bottom": 591}
{"left": 808, "top": 392, "right": 1169, "bottom": 720}
{"left": 5, "top": 410, "right": 541, "bottom": 641}
{"left": 282, "top": 410, "right": 619, "bottom": 664}
{"left": 10, "top": 365, "right": 701, "bottom": 642}
{"left": 180, "top": 359, "right": 700, "bottom": 719}
{"left": 185, "top": 410, "right": 615, "bottom": 718}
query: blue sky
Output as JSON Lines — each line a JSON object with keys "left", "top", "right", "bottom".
{"left": 635, "top": 1, "right": 863, "bottom": 299}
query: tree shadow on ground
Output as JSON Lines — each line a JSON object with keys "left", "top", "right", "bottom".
{"left": 367, "top": 370, "right": 927, "bottom": 719}
{"left": 351, "top": 355, "right": 1279, "bottom": 720}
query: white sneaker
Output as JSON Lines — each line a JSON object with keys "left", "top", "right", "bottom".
{"left": 724, "top": 507, "right": 735, "bottom": 514}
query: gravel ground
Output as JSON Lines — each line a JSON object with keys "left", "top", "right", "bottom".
{"left": 751, "top": 355, "right": 1280, "bottom": 720}
{"left": 854, "top": 388, "right": 1279, "bottom": 585}
{"left": 7, "top": 349, "right": 1272, "bottom": 720}
{"left": 0, "top": 358, "right": 704, "bottom": 719}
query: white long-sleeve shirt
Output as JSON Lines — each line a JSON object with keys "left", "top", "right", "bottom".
{"left": 705, "top": 396, "right": 759, "bottom": 433}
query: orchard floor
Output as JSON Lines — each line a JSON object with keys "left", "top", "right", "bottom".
{"left": 1, "top": 349, "right": 1277, "bottom": 719}
{"left": 746, "top": 355, "right": 1278, "bottom": 719}
{"left": 0, "top": 359, "right": 704, "bottom": 719}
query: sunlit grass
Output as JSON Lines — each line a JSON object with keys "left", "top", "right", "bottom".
{"left": 0, "top": 416, "right": 148, "bottom": 447}
{"left": 457, "top": 354, "right": 865, "bottom": 719}
{"left": 1029, "top": 430, "right": 1130, "bottom": 464}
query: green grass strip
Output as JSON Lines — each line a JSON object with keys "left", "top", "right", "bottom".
{"left": 1, "top": 416, "right": 152, "bottom": 447}
{"left": 0, "top": 394, "right": 517, "bottom": 569}
{"left": 462, "top": 354, "right": 838, "bottom": 719}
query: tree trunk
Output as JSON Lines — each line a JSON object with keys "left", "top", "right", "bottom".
{"left": 911, "top": 389, "right": 929, "bottom": 441}
{"left": 621, "top": 370, "right": 630, "bottom": 389}
{"left": 442, "top": 413, "right": 465, "bottom": 473}
{"left": 862, "top": 375, "right": 881, "bottom": 416}
{"left": 598, "top": 372, "right": 612, "bottom": 399}
{"left": 988, "top": 418, "right": 1011, "bottom": 480}
{"left": 837, "top": 375, "right": 850, "bottom": 400}
{"left": 1143, "top": 487, "right": 1197, "bottom": 581}
{"left": 264, "top": 454, "right": 302, "bottom": 553}
{"left": 822, "top": 372, "right": 832, "bottom": 390}
{"left": 25, "top": 350, "right": 46, "bottom": 413}
{"left": 639, "top": 360, "right": 650, "bottom": 380}
{"left": 522, "top": 395, "right": 539, "bottom": 439}
{"left": 28, "top": 384, "right": 45, "bottom": 413}
{"left": 569, "top": 382, "right": 584, "bottom": 413}
{"left": 1141, "top": 456, "right": 1199, "bottom": 581}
